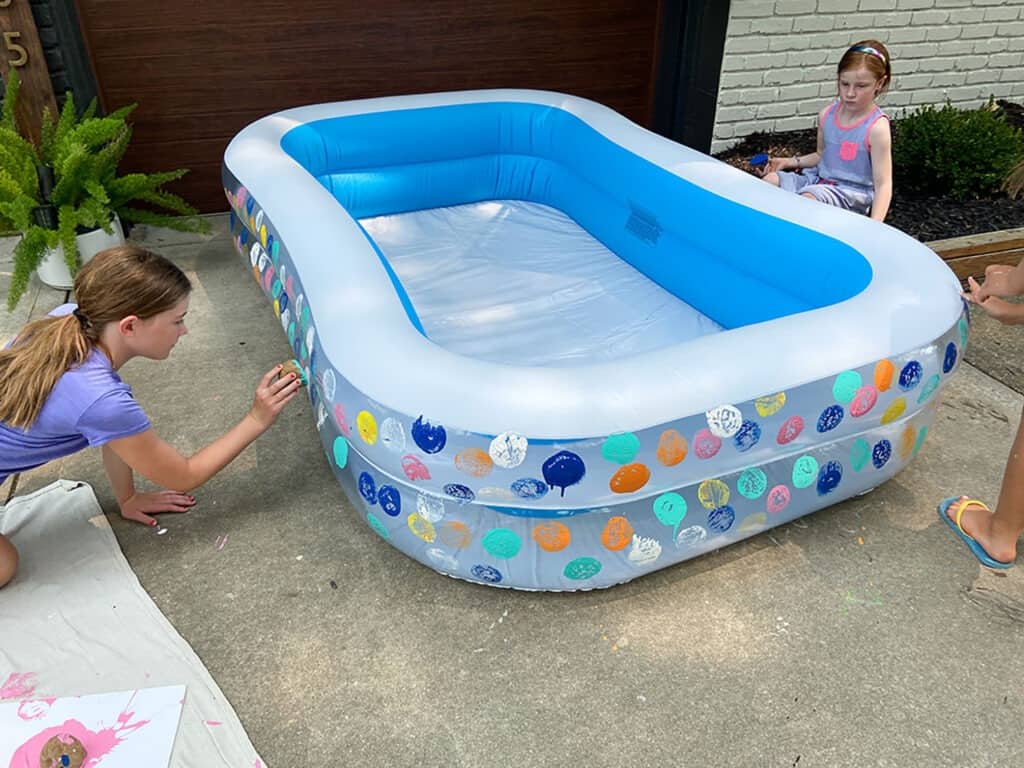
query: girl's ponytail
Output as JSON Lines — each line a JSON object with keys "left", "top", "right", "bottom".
{"left": 0, "top": 312, "right": 95, "bottom": 428}
{"left": 0, "top": 245, "right": 191, "bottom": 430}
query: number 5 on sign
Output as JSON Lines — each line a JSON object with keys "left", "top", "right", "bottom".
{"left": 4, "top": 31, "right": 28, "bottom": 66}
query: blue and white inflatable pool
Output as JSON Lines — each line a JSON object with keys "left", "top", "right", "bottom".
{"left": 223, "top": 90, "right": 966, "bottom": 590}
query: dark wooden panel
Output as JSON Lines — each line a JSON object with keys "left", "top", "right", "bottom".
{"left": 76, "top": 1, "right": 662, "bottom": 212}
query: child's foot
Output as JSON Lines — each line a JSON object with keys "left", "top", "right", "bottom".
{"left": 944, "top": 496, "right": 1018, "bottom": 565}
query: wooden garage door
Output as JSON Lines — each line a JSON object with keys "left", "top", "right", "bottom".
{"left": 76, "top": 1, "right": 664, "bottom": 213}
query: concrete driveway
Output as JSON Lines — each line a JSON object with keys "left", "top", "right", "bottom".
{"left": 3, "top": 219, "right": 1023, "bottom": 767}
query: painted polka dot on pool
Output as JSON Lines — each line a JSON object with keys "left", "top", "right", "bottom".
{"left": 698, "top": 478, "right": 730, "bottom": 509}
{"left": 610, "top": 463, "right": 651, "bottom": 494}
{"left": 602, "top": 432, "right": 641, "bottom": 464}
{"left": 411, "top": 416, "right": 447, "bottom": 454}
{"left": 482, "top": 528, "right": 522, "bottom": 558}
{"left": 693, "top": 429, "right": 722, "bottom": 459}
{"left": 601, "top": 516, "right": 634, "bottom": 551}
{"left": 754, "top": 392, "right": 786, "bottom": 417}
{"left": 792, "top": 456, "right": 818, "bottom": 489}
{"left": 832, "top": 371, "right": 862, "bottom": 404}
{"left": 533, "top": 522, "right": 571, "bottom": 552}
{"left": 653, "top": 492, "right": 687, "bottom": 528}
{"left": 564, "top": 557, "right": 602, "bottom": 580}
{"left": 471, "top": 564, "right": 503, "bottom": 583}
{"left": 656, "top": 429, "right": 688, "bottom": 466}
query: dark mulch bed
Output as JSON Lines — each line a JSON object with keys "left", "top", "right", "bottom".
{"left": 713, "top": 100, "right": 1024, "bottom": 242}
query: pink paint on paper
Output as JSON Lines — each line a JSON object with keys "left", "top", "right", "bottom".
{"left": 204, "top": 720, "right": 223, "bottom": 726}
{"left": 7, "top": 711, "right": 149, "bottom": 768}
{"left": 17, "top": 699, "right": 56, "bottom": 721}
{"left": 1, "top": 673, "right": 36, "bottom": 700}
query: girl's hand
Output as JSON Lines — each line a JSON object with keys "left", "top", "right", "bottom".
{"left": 969, "top": 265, "right": 1017, "bottom": 302}
{"left": 247, "top": 364, "right": 302, "bottom": 431}
{"left": 765, "top": 156, "right": 789, "bottom": 174}
{"left": 963, "top": 278, "right": 1022, "bottom": 325}
{"left": 119, "top": 490, "right": 196, "bottom": 527}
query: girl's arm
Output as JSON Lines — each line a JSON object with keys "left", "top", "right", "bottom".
{"left": 107, "top": 365, "right": 300, "bottom": 493}
{"left": 101, "top": 443, "right": 196, "bottom": 525}
{"left": 868, "top": 117, "right": 893, "bottom": 222}
{"left": 767, "top": 106, "right": 827, "bottom": 173}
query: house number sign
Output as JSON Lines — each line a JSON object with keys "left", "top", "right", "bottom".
{"left": 0, "top": 0, "right": 59, "bottom": 146}
{"left": 1, "top": 0, "right": 31, "bottom": 67}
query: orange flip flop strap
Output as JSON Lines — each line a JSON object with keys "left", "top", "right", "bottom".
{"left": 954, "top": 498, "right": 990, "bottom": 534}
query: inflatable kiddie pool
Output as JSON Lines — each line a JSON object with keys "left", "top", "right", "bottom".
{"left": 223, "top": 90, "right": 966, "bottom": 591}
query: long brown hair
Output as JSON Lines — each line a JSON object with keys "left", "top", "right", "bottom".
{"left": 0, "top": 245, "right": 191, "bottom": 429}
{"left": 839, "top": 39, "right": 892, "bottom": 96}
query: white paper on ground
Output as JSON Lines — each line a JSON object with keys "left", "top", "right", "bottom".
{"left": 0, "top": 480, "right": 265, "bottom": 767}
{"left": 0, "top": 685, "right": 185, "bottom": 766}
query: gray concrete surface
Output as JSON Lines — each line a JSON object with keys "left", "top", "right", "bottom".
{"left": 3, "top": 219, "right": 1024, "bottom": 767}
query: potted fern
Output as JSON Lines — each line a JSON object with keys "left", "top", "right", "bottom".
{"left": 0, "top": 71, "right": 209, "bottom": 310}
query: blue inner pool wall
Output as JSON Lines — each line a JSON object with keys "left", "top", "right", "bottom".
{"left": 280, "top": 102, "right": 873, "bottom": 331}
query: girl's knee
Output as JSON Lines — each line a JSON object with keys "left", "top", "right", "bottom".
{"left": 763, "top": 172, "right": 781, "bottom": 187}
{"left": 0, "top": 534, "right": 18, "bottom": 588}
{"left": 800, "top": 192, "right": 817, "bottom": 200}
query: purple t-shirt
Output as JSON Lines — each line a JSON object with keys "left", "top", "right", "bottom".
{"left": 0, "top": 304, "right": 151, "bottom": 485}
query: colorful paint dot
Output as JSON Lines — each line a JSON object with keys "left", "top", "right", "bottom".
{"left": 628, "top": 536, "right": 662, "bottom": 566}
{"left": 816, "top": 460, "right": 842, "bottom": 495}
{"left": 407, "top": 513, "right": 437, "bottom": 543}
{"left": 380, "top": 417, "right": 406, "bottom": 452}
{"left": 601, "top": 516, "right": 634, "bottom": 551}
{"left": 707, "top": 506, "right": 735, "bottom": 533}
{"left": 913, "top": 426, "right": 929, "bottom": 457}
{"left": 533, "top": 522, "right": 571, "bottom": 552}
{"left": 543, "top": 451, "right": 587, "bottom": 496}
{"left": 697, "top": 478, "right": 730, "bottom": 509}
{"left": 489, "top": 431, "right": 528, "bottom": 468}
{"left": 455, "top": 448, "right": 494, "bottom": 478}
{"left": 401, "top": 454, "right": 431, "bottom": 481}
{"left": 917, "top": 374, "right": 940, "bottom": 404}
{"left": 609, "top": 463, "right": 651, "bottom": 494}
{"left": 357, "top": 410, "right": 378, "bottom": 445}
{"left": 832, "top": 371, "right": 862, "bottom": 404}
{"left": 898, "top": 361, "right": 923, "bottom": 391}
{"left": 675, "top": 525, "right": 708, "bottom": 547}
{"left": 332, "top": 436, "right": 349, "bottom": 468}
{"left": 851, "top": 438, "right": 871, "bottom": 471}
{"left": 899, "top": 424, "right": 917, "bottom": 460}
{"left": 333, "top": 404, "right": 351, "bottom": 436}
{"left": 416, "top": 493, "right": 446, "bottom": 522}
{"left": 817, "top": 404, "right": 844, "bottom": 433}
{"left": 754, "top": 392, "right": 786, "bottom": 417}
{"left": 366, "top": 513, "right": 389, "bottom": 539}
{"left": 849, "top": 385, "right": 878, "bottom": 417}
{"left": 766, "top": 484, "right": 791, "bottom": 514}
{"left": 693, "top": 428, "right": 722, "bottom": 459}
{"left": 739, "top": 512, "right": 768, "bottom": 533}
{"left": 411, "top": 416, "right": 447, "bottom": 454}
{"left": 444, "top": 483, "right": 475, "bottom": 504}
{"left": 602, "top": 432, "right": 641, "bottom": 464}
{"left": 653, "top": 492, "right": 687, "bottom": 528}
{"left": 656, "top": 429, "right": 688, "bottom": 466}
{"left": 377, "top": 485, "right": 401, "bottom": 517}
{"left": 943, "top": 342, "right": 958, "bottom": 374}
{"left": 358, "top": 472, "right": 377, "bottom": 504}
{"left": 958, "top": 315, "right": 968, "bottom": 349}
{"left": 872, "top": 440, "right": 892, "bottom": 468}
{"left": 471, "top": 564, "right": 502, "bottom": 583}
{"left": 511, "top": 477, "right": 548, "bottom": 500}
{"left": 706, "top": 405, "right": 743, "bottom": 438}
{"left": 482, "top": 528, "right": 522, "bottom": 558}
{"left": 777, "top": 415, "right": 804, "bottom": 445}
{"left": 875, "top": 359, "right": 895, "bottom": 391}
{"left": 792, "top": 456, "right": 818, "bottom": 488}
{"left": 438, "top": 521, "right": 472, "bottom": 549}
{"left": 564, "top": 557, "right": 602, "bottom": 580}
{"left": 881, "top": 397, "right": 907, "bottom": 425}
{"left": 737, "top": 468, "right": 768, "bottom": 499}
{"left": 733, "top": 420, "right": 761, "bottom": 452}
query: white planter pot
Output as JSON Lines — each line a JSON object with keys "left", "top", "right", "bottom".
{"left": 36, "top": 215, "right": 126, "bottom": 290}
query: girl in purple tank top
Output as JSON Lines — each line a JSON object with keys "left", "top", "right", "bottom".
{"left": 0, "top": 246, "right": 303, "bottom": 588}
{"left": 760, "top": 39, "right": 894, "bottom": 223}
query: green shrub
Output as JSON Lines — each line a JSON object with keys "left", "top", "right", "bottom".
{"left": 893, "top": 100, "right": 1024, "bottom": 201}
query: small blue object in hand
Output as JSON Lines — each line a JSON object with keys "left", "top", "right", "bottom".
{"left": 750, "top": 153, "right": 769, "bottom": 168}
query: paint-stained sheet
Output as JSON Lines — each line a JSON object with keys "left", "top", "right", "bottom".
{"left": 361, "top": 200, "right": 723, "bottom": 366}
{"left": 0, "top": 481, "right": 265, "bottom": 767}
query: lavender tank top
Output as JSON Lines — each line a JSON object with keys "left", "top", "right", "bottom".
{"left": 817, "top": 102, "right": 888, "bottom": 190}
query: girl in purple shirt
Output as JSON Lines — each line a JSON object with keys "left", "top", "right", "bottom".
{"left": 0, "top": 246, "right": 302, "bottom": 588}
{"left": 759, "top": 39, "right": 894, "bottom": 223}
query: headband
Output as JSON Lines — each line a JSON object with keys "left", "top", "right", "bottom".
{"left": 848, "top": 44, "right": 886, "bottom": 64}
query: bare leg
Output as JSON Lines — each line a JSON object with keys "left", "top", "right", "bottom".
{"left": 800, "top": 192, "right": 817, "bottom": 201}
{"left": 946, "top": 401, "right": 1024, "bottom": 563}
{"left": 762, "top": 171, "right": 781, "bottom": 186}
{"left": 0, "top": 533, "right": 18, "bottom": 588}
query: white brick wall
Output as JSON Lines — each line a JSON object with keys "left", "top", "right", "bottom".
{"left": 712, "top": 0, "right": 1024, "bottom": 152}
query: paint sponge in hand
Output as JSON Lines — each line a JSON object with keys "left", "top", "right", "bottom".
{"left": 279, "top": 358, "right": 307, "bottom": 387}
